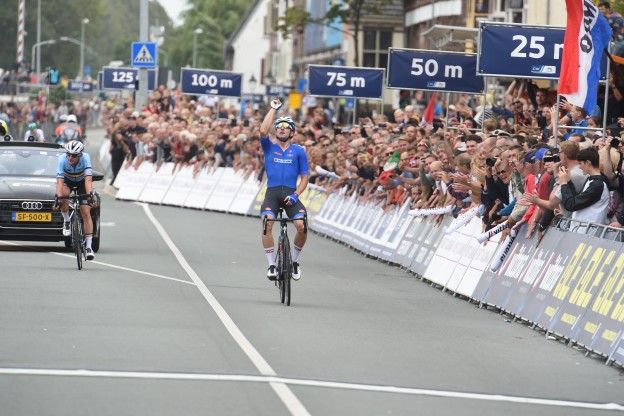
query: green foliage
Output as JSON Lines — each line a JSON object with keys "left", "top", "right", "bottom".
{"left": 49, "top": 86, "right": 71, "bottom": 106}
{"left": 162, "top": 0, "right": 251, "bottom": 69}
{"left": 0, "top": 0, "right": 171, "bottom": 78}
{"left": 611, "top": 0, "right": 624, "bottom": 14}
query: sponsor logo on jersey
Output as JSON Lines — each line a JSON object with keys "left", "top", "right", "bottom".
{"left": 273, "top": 157, "right": 293, "bottom": 164}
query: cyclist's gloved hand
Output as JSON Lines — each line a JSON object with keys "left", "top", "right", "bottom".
{"left": 270, "top": 99, "right": 282, "bottom": 110}
{"left": 284, "top": 192, "right": 299, "bottom": 205}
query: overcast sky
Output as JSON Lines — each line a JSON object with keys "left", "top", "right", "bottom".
{"left": 157, "top": 0, "right": 188, "bottom": 26}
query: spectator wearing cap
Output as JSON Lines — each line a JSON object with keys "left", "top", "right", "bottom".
{"left": 560, "top": 148, "right": 610, "bottom": 226}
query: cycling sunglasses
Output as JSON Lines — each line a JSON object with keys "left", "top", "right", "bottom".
{"left": 275, "top": 122, "right": 293, "bottom": 130}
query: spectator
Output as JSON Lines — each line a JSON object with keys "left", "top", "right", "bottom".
{"left": 560, "top": 148, "right": 610, "bottom": 226}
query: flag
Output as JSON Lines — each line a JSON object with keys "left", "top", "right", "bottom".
{"left": 421, "top": 93, "right": 436, "bottom": 125}
{"left": 559, "top": 0, "right": 612, "bottom": 114}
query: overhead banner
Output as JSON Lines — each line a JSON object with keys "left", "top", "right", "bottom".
{"left": 180, "top": 68, "right": 242, "bottom": 97}
{"left": 102, "top": 66, "right": 158, "bottom": 90}
{"left": 308, "top": 65, "right": 385, "bottom": 99}
{"left": 477, "top": 22, "right": 607, "bottom": 80}
{"left": 387, "top": 48, "right": 485, "bottom": 94}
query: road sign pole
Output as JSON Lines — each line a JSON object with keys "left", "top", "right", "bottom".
{"left": 136, "top": 0, "right": 149, "bottom": 111}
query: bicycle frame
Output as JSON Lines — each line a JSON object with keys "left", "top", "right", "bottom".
{"left": 58, "top": 190, "right": 91, "bottom": 270}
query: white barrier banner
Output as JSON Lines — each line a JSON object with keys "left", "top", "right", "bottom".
{"left": 228, "top": 173, "right": 261, "bottom": 214}
{"left": 112, "top": 162, "right": 131, "bottom": 190}
{"left": 115, "top": 162, "right": 153, "bottom": 201}
{"left": 205, "top": 168, "right": 244, "bottom": 211}
{"left": 162, "top": 166, "right": 195, "bottom": 206}
{"left": 138, "top": 163, "right": 176, "bottom": 204}
{"left": 185, "top": 168, "right": 224, "bottom": 209}
{"left": 98, "top": 140, "right": 112, "bottom": 179}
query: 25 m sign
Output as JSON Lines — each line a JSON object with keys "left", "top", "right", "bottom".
{"left": 308, "top": 65, "right": 384, "bottom": 99}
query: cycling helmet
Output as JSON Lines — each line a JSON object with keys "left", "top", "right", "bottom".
{"left": 27, "top": 122, "right": 38, "bottom": 130}
{"left": 59, "top": 114, "right": 68, "bottom": 122}
{"left": 0, "top": 120, "right": 7, "bottom": 136}
{"left": 65, "top": 140, "right": 85, "bottom": 155}
{"left": 274, "top": 116, "right": 296, "bottom": 131}
{"left": 67, "top": 114, "right": 78, "bottom": 123}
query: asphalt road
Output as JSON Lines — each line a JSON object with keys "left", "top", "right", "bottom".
{"left": 0, "top": 129, "right": 623, "bottom": 415}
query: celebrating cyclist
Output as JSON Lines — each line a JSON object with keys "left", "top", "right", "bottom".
{"left": 23, "top": 122, "right": 45, "bottom": 142}
{"left": 259, "top": 98, "right": 309, "bottom": 281}
{"left": 55, "top": 140, "right": 96, "bottom": 260}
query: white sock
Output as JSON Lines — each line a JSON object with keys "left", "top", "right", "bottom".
{"left": 292, "top": 245, "right": 302, "bottom": 262}
{"left": 264, "top": 248, "right": 275, "bottom": 266}
{"left": 85, "top": 235, "right": 92, "bottom": 250}
{"left": 61, "top": 211, "right": 70, "bottom": 221}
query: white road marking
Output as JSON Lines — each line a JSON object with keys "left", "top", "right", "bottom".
{"left": 0, "top": 367, "right": 622, "bottom": 412}
{"left": 140, "top": 203, "right": 311, "bottom": 416}
{"left": 100, "top": 222, "right": 116, "bottom": 227}
{"left": 0, "top": 240, "right": 195, "bottom": 286}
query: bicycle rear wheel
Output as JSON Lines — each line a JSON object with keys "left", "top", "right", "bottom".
{"left": 276, "top": 237, "right": 285, "bottom": 304}
{"left": 71, "top": 213, "right": 82, "bottom": 270}
{"left": 281, "top": 232, "right": 292, "bottom": 306}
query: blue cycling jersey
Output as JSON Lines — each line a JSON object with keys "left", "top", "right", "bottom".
{"left": 56, "top": 152, "right": 93, "bottom": 183}
{"left": 261, "top": 137, "right": 309, "bottom": 188}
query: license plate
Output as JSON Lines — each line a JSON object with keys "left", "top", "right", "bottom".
{"left": 12, "top": 212, "right": 52, "bottom": 222}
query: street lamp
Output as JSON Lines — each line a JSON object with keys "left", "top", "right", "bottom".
{"left": 289, "top": 65, "right": 297, "bottom": 88}
{"left": 79, "top": 18, "right": 89, "bottom": 79}
{"left": 31, "top": 39, "right": 56, "bottom": 79}
{"left": 192, "top": 28, "right": 203, "bottom": 67}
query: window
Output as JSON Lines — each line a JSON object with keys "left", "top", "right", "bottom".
{"left": 362, "top": 29, "right": 392, "bottom": 68}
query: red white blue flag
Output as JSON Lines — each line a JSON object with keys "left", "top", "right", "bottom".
{"left": 559, "top": 0, "right": 612, "bottom": 114}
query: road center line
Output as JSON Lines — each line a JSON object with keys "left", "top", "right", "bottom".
{"left": 0, "top": 240, "right": 195, "bottom": 286}
{"left": 139, "top": 203, "right": 311, "bottom": 416}
{"left": 0, "top": 367, "right": 622, "bottom": 412}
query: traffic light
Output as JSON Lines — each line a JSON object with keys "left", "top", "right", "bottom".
{"left": 47, "top": 68, "right": 59, "bottom": 85}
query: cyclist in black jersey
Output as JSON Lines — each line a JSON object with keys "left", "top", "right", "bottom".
{"left": 259, "top": 98, "right": 309, "bottom": 281}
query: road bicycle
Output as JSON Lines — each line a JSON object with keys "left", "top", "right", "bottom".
{"left": 57, "top": 190, "right": 92, "bottom": 270}
{"left": 263, "top": 208, "right": 307, "bottom": 306}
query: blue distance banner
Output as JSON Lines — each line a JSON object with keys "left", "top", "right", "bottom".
{"left": 180, "top": 68, "right": 242, "bottom": 97}
{"left": 266, "top": 85, "right": 292, "bottom": 97}
{"left": 67, "top": 80, "right": 93, "bottom": 92}
{"left": 102, "top": 67, "right": 157, "bottom": 90}
{"left": 478, "top": 22, "right": 607, "bottom": 80}
{"left": 387, "top": 48, "right": 484, "bottom": 94}
{"left": 308, "top": 65, "right": 384, "bottom": 99}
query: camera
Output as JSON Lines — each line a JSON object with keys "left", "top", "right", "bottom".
{"left": 485, "top": 157, "right": 497, "bottom": 167}
{"left": 543, "top": 154, "right": 561, "bottom": 163}
{"left": 27, "top": 135, "right": 35, "bottom": 142}
{"left": 536, "top": 115, "right": 547, "bottom": 128}
{"left": 3, "top": 134, "right": 12, "bottom": 142}
{"left": 610, "top": 138, "right": 621, "bottom": 148}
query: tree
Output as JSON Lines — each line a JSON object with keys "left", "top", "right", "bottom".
{"left": 276, "top": 0, "right": 393, "bottom": 67}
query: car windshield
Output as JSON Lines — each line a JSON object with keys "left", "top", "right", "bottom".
{"left": 0, "top": 148, "right": 59, "bottom": 176}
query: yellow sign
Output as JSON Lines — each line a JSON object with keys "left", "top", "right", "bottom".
{"left": 289, "top": 92, "right": 302, "bottom": 110}
{"left": 13, "top": 212, "right": 52, "bottom": 222}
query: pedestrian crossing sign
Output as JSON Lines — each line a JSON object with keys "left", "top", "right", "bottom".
{"left": 131, "top": 42, "right": 157, "bottom": 68}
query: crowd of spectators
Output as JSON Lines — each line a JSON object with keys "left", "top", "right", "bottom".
{"left": 102, "top": 79, "right": 624, "bottom": 237}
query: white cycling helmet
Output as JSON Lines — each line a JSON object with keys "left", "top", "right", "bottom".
{"left": 274, "top": 116, "right": 296, "bottom": 131}
{"left": 59, "top": 114, "right": 68, "bottom": 122}
{"left": 67, "top": 114, "right": 78, "bottom": 123}
{"left": 65, "top": 140, "right": 85, "bottom": 155}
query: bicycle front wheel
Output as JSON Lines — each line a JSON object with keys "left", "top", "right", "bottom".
{"left": 276, "top": 237, "right": 285, "bottom": 304}
{"left": 281, "top": 232, "right": 292, "bottom": 306}
{"left": 71, "top": 214, "right": 82, "bottom": 270}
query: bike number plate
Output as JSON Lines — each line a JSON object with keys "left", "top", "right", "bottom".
{"left": 12, "top": 212, "right": 52, "bottom": 222}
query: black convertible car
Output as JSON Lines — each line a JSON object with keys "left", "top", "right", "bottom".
{"left": 0, "top": 141, "right": 102, "bottom": 251}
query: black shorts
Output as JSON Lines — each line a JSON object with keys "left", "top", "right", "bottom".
{"left": 63, "top": 179, "right": 90, "bottom": 205}
{"left": 261, "top": 186, "right": 307, "bottom": 219}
